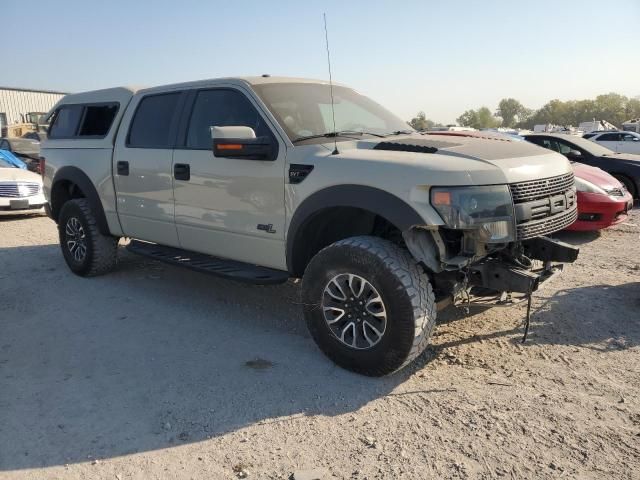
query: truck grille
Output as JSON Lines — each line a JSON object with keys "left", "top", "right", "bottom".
{"left": 510, "top": 173, "right": 575, "bottom": 202}
{"left": 0, "top": 182, "right": 41, "bottom": 198}
{"left": 510, "top": 173, "right": 577, "bottom": 240}
{"left": 516, "top": 207, "right": 578, "bottom": 240}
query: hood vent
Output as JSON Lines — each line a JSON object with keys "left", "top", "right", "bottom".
{"left": 373, "top": 136, "right": 451, "bottom": 154}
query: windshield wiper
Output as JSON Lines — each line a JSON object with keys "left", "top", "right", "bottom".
{"left": 387, "top": 130, "right": 414, "bottom": 136}
{"left": 292, "top": 130, "right": 387, "bottom": 143}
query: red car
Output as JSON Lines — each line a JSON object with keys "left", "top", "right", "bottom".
{"left": 568, "top": 163, "right": 634, "bottom": 231}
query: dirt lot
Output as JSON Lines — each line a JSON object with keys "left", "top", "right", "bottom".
{"left": 1, "top": 210, "right": 639, "bottom": 480}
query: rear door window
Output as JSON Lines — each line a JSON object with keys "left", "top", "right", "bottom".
{"left": 78, "top": 104, "right": 119, "bottom": 137}
{"left": 48, "top": 105, "right": 83, "bottom": 138}
{"left": 127, "top": 93, "right": 181, "bottom": 148}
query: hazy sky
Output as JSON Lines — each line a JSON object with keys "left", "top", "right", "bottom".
{"left": 4, "top": 0, "right": 639, "bottom": 123}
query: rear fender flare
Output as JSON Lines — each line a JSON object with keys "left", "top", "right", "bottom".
{"left": 50, "top": 166, "right": 111, "bottom": 235}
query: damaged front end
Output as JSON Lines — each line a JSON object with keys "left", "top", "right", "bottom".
{"left": 405, "top": 226, "right": 579, "bottom": 309}
{"left": 463, "top": 236, "right": 579, "bottom": 297}
{"left": 404, "top": 179, "right": 579, "bottom": 312}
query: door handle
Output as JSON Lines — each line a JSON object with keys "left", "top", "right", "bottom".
{"left": 174, "top": 163, "right": 190, "bottom": 181}
{"left": 117, "top": 161, "right": 129, "bottom": 176}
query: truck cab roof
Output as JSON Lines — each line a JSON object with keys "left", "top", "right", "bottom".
{"left": 56, "top": 86, "right": 142, "bottom": 106}
{"left": 55, "top": 77, "right": 336, "bottom": 107}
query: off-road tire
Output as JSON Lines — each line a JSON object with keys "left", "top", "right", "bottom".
{"left": 58, "top": 199, "right": 118, "bottom": 277}
{"left": 301, "top": 236, "right": 436, "bottom": 376}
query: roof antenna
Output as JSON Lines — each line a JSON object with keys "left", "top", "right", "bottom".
{"left": 323, "top": 13, "right": 339, "bottom": 155}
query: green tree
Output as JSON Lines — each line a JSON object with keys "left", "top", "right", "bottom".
{"left": 496, "top": 98, "right": 528, "bottom": 128}
{"left": 476, "top": 107, "right": 500, "bottom": 129}
{"left": 625, "top": 98, "right": 640, "bottom": 120}
{"left": 594, "top": 93, "right": 627, "bottom": 126}
{"left": 408, "top": 111, "right": 435, "bottom": 131}
{"left": 567, "top": 99, "right": 598, "bottom": 126}
{"left": 459, "top": 92, "right": 636, "bottom": 131}
{"left": 519, "top": 99, "right": 570, "bottom": 129}
{"left": 457, "top": 109, "right": 478, "bottom": 128}
{"left": 457, "top": 107, "right": 500, "bottom": 129}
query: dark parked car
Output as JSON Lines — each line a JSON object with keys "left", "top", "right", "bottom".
{"left": 524, "top": 133, "right": 640, "bottom": 199}
{"left": 0, "top": 137, "right": 41, "bottom": 173}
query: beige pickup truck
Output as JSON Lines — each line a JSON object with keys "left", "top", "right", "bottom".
{"left": 41, "top": 76, "right": 579, "bottom": 376}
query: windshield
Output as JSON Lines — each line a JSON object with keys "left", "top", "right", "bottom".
{"left": 252, "top": 83, "right": 412, "bottom": 143}
{"left": 565, "top": 135, "right": 617, "bottom": 156}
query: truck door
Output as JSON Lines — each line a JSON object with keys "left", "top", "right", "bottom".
{"left": 171, "top": 86, "right": 287, "bottom": 270}
{"left": 112, "top": 91, "right": 185, "bottom": 246}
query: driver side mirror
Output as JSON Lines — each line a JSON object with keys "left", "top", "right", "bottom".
{"left": 211, "top": 126, "right": 277, "bottom": 161}
{"left": 568, "top": 149, "right": 582, "bottom": 158}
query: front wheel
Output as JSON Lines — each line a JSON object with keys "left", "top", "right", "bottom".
{"left": 301, "top": 236, "right": 436, "bottom": 376}
{"left": 58, "top": 199, "right": 118, "bottom": 277}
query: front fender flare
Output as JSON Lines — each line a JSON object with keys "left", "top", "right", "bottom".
{"left": 286, "top": 184, "right": 425, "bottom": 274}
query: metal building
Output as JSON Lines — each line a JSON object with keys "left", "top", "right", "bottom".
{"left": 0, "top": 86, "right": 67, "bottom": 136}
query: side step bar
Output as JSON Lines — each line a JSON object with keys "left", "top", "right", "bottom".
{"left": 126, "top": 240, "right": 290, "bottom": 285}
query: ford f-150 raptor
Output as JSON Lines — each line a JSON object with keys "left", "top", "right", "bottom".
{"left": 41, "top": 76, "right": 579, "bottom": 376}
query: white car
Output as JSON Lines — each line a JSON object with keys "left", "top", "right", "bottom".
{"left": 0, "top": 157, "right": 46, "bottom": 213}
{"left": 583, "top": 131, "right": 640, "bottom": 154}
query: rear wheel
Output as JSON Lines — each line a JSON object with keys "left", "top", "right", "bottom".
{"left": 58, "top": 199, "right": 118, "bottom": 277}
{"left": 301, "top": 236, "right": 436, "bottom": 376}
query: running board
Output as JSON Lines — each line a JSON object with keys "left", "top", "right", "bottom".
{"left": 126, "top": 240, "right": 289, "bottom": 285}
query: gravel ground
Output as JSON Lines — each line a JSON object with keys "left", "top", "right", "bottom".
{"left": 0, "top": 209, "right": 638, "bottom": 479}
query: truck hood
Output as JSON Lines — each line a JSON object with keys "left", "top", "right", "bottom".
{"left": 328, "top": 133, "right": 572, "bottom": 184}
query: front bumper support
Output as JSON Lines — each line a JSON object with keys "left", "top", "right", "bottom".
{"left": 470, "top": 260, "right": 540, "bottom": 294}
{"left": 467, "top": 236, "right": 578, "bottom": 294}
{"left": 522, "top": 236, "right": 579, "bottom": 263}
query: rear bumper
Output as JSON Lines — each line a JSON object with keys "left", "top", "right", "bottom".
{"left": 565, "top": 191, "right": 633, "bottom": 231}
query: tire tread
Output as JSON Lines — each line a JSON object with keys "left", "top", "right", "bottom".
{"left": 60, "top": 199, "right": 118, "bottom": 276}
{"left": 311, "top": 235, "right": 436, "bottom": 375}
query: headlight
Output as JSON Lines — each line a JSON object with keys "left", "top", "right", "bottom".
{"left": 574, "top": 177, "right": 606, "bottom": 195}
{"left": 431, "top": 185, "right": 515, "bottom": 243}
